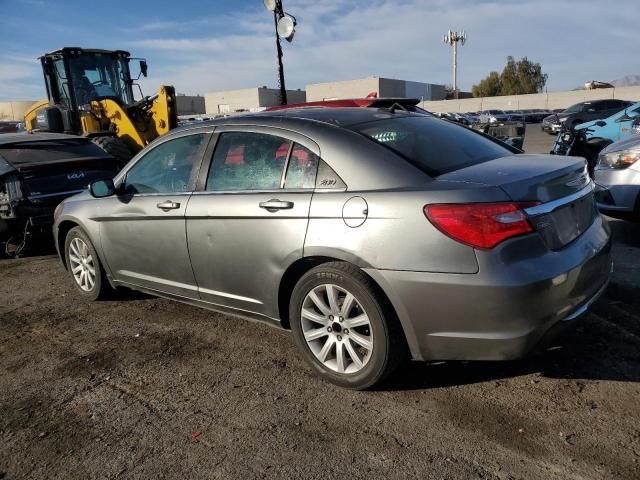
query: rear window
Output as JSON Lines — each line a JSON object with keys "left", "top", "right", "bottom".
{"left": 0, "top": 140, "right": 110, "bottom": 166}
{"left": 351, "top": 115, "right": 512, "bottom": 176}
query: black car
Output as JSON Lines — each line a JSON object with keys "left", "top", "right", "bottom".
{"left": 519, "top": 109, "right": 552, "bottom": 123}
{"left": 0, "top": 133, "right": 122, "bottom": 255}
{"left": 541, "top": 99, "right": 633, "bottom": 134}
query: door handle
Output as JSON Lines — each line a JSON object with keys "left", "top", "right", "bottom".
{"left": 156, "top": 200, "right": 180, "bottom": 211}
{"left": 259, "top": 199, "right": 294, "bottom": 212}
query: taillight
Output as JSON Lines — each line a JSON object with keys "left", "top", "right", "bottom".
{"left": 424, "top": 202, "right": 539, "bottom": 249}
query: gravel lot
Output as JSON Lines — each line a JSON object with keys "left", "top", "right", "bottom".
{"left": 1, "top": 129, "right": 639, "bottom": 479}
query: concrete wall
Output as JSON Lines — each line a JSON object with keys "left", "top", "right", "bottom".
{"left": 205, "top": 88, "right": 261, "bottom": 114}
{"left": 420, "top": 86, "right": 640, "bottom": 113}
{"left": 258, "top": 88, "right": 306, "bottom": 107}
{"left": 306, "top": 78, "right": 381, "bottom": 101}
{"left": 176, "top": 95, "right": 206, "bottom": 116}
{"left": 205, "top": 87, "right": 307, "bottom": 114}
{"left": 0, "top": 100, "right": 38, "bottom": 121}
{"left": 306, "top": 77, "right": 447, "bottom": 102}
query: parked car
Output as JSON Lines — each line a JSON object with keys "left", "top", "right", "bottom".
{"left": 521, "top": 109, "right": 553, "bottom": 123}
{"left": 463, "top": 112, "right": 480, "bottom": 123}
{"left": 53, "top": 108, "right": 611, "bottom": 389}
{"left": 501, "top": 110, "right": 522, "bottom": 122}
{"left": 0, "top": 133, "right": 122, "bottom": 256}
{"left": 479, "top": 110, "right": 510, "bottom": 123}
{"left": 594, "top": 134, "right": 640, "bottom": 221}
{"left": 542, "top": 99, "right": 633, "bottom": 135}
{"left": 576, "top": 101, "right": 640, "bottom": 144}
{"left": 0, "top": 121, "right": 20, "bottom": 134}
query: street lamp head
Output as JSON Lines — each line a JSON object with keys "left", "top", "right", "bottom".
{"left": 263, "top": 0, "right": 277, "bottom": 11}
{"left": 277, "top": 14, "right": 296, "bottom": 42}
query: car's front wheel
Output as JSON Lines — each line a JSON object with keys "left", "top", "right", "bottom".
{"left": 290, "top": 262, "right": 406, "bottom": 389}
{"left": 64, "top": 227, "right": 111, "bottom": 301}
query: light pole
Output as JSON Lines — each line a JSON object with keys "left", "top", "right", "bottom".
{"left": 443, "top": 30, "right": 466, "bottom": 99}
{"left": 263, "top": 0, "right": 296, "bottom": 105}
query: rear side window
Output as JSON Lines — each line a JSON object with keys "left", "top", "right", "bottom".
{"left": 351, "top": 116, "right": 512, "bottom": 177}
{"left": 284, "top": 144, "right": 319, "bottom": 189}
{"left": 207, "top": 132, "right": 291, "bottom": 191}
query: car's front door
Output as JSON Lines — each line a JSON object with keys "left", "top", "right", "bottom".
{"left": 99, "top": 132, "right": 210, "bottom": 298}
{"left": 186, "top": 128, "right": 320, "bottom": 318}
{"left": 617, "top": 105, "right": 640, "bottom": 140}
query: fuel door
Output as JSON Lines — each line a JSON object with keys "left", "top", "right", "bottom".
{"left": 342, "top": 196, "right": 368, "bottom": 228}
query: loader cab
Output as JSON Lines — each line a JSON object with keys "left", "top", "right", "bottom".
{"left": 38, "top": 48, "right": 136, "bottom": 133}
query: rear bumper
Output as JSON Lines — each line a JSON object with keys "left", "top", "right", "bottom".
{"left": 365, "top": 215, "right": 612, "bottom": 361}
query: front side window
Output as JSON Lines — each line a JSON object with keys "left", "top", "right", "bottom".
{"left": 68, "top": 54, "right": 133, "bottom": 106}
{"left": 352, "top": 115, "right": 512, "bottom": 177}
{"left": 124, "top": 134, "right": 207, "bottom": 194}
{"left": 206, "top": 132, "right": 291, "bottom": 191}
{"left": 53, "top": 59, "right": 72, "bottom": 109}
{"left": 565, "top": 103, "right": 585, "bottom": 113}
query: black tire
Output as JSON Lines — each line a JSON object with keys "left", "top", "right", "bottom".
{"left": 64, "top": 227, "right": 112, "bottom": 301}
{"left": 290, "top": 262, "right": 407, "bottom": 390}
{"left": 92, "top": 136, "right": 132, "bottom": 164}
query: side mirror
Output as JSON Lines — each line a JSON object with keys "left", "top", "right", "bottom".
{"left": 89, "top": 179, "right": 116, "bottom": 198}
{"left": 140, "top": 60, "right": 148, "bottom": 78}
{"left": 595, "top": 120, "right": 606, "bottom": 127}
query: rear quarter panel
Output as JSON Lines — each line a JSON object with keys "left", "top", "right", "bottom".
{"left": 305, "top": 184, "right": 512, "bottom": 274}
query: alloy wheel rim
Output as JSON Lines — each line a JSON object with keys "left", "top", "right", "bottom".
{"left": 68, "top": 238, "right": 96, "bottom": 292}
{"left": 301, "top": 284, "right": 373, "bottom": 374}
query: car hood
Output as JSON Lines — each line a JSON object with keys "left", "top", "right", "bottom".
{"left": 600, "top": 135, "right": 640, "bottom": 154}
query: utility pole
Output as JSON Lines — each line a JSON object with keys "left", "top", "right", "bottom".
{"left": 273, "top": 5, "right": 287, "bottom": 105}
{"left": 443, "top": 30, "right": 467, "bottom": 99}
{"left": 263, "top": 0, "right": 297, "bottom": 105}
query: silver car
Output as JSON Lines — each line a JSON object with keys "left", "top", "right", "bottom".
{"left": 53, "top": 108, "right": 612, "bottom": 389}
{"left": 594, "top": 134, "right": 640, "bottom": 221}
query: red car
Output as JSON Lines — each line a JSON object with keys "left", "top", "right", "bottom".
{"left": 265, "top": 97, "right": 430, "bottom": 113}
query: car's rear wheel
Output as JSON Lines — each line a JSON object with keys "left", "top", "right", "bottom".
{"left": 290, "top": 262, "right": 406, "bottom": 389}
{"left": 64, "top": 227, "right": 111, "bottom": 301}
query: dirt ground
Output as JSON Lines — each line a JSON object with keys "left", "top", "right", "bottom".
{"left": 1, "top": 214, "right": 640, "bottom": 479}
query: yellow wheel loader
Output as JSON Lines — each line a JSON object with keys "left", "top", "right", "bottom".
{"left": 24, "top": 47, "right": 177, "bottom": 161}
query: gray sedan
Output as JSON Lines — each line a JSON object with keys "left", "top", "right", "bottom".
{"left": 53, "top": 108, "right": 611, "bottom": 389}
{"left": 594, "top": 134, "right": 640, "bottom": 221}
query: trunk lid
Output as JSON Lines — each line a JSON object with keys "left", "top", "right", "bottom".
{"left": 436, "top": 154, "right": 588, "bottom": 202}
{"left": 437, "top": 154, "right": 597, "bottom": 250}
{"left": 0, "top": 139, "right": 122, "bottom": 205}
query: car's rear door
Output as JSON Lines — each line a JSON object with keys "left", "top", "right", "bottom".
{"left": 98, "top": 131, "right": 211, "bottom": 298}
{"left": 185, "top": 127, "right": 320, "bottom": 319}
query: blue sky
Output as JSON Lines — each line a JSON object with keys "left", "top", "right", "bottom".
{"left": 0, "top": 0, "right": 638, "bottom": 100}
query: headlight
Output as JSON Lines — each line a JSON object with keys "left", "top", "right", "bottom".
{"left": 597, "top": 148, "right": 640, "bottom": 169}
{"left": 633, "top": 123, "right": 640, "bottom": 136}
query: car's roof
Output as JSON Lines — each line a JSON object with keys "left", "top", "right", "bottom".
{"left": 172, "top": 107, "right": 426, "bottom": 134}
